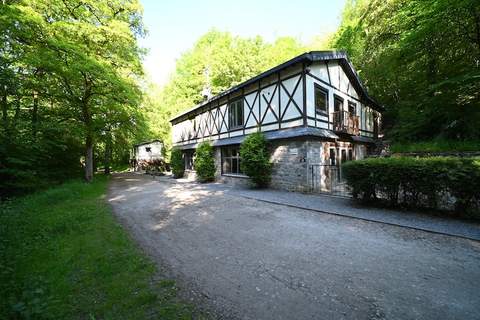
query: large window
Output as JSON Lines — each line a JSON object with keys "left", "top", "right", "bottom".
{"left": 221, "top": 146, "right": 242, "bottom": 175}
{"left": 314, "top": 84, "right": 328, "bottom": 114}
{"left": 228, "top": 99, "right": 243, "bottom": 129}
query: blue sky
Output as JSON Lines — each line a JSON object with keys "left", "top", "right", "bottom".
{"left": 139, "top": 0, "right": 347, "bottom": 87}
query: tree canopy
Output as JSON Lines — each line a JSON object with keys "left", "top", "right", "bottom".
{"left": 332, "top": 0, "right": 480, "bottom": 142}
{"left": 0, "top": 0, "right": 147, "bottom": 196}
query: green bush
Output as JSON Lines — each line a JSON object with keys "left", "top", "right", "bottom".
{"left": 194, "top": 142, "right": 215, "bottom": 182}
{"left": 342, "top": 157, "right": 480, "bottom": 216}
{"left": 240, "top": 132, "right": 272, "bottom": 188}
{"left": 170, "top": 148, "right": 184, "bottom": 178}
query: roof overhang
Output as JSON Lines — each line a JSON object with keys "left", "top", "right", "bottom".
{"left": 134, "top": 139, "right": 163, "bottom": 147}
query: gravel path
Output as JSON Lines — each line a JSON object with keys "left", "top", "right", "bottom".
{"left": 207, "top": 184, "right": 480, "bottom": 241}
{"left": 108, "top": 173, "right": 480, "bottom": 320}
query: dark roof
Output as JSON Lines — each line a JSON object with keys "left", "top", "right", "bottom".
{"left": 134, "top": 139, "right": 163, "bottom": 147}
{"left": 170, "top": 51, "right": 383, "bottom": 123}
{"left": 174, "top": 127, "right": 340, "bottom": 150}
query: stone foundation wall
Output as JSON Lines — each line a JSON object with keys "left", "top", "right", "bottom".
{"left": 269, "top": 139, "right": 309, "bottom": 192}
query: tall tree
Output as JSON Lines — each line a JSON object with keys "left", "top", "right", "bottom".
{"left": 332, "top": 0, "right": 480, "bottom": 142}
{"left": 1, "top": 0, "right": 145, "bottom": 182}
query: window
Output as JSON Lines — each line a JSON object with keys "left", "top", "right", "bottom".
{"left": 222, "top": 146, "right": 242, "bottom": 175}
{"left": 334, "top": 95, "right": 344, "bottom": 112}
{"left": 348, "top": 101, "right": 356, "bottom": 115}
{"left": 228, "top": 99, "right": 243, "bottom": 129}
{"left": 145, "top": 147, "right": 151, "bottom": 152}
{"left": 348, "top": 149, "right": 353, "bottom": 161}
{"left": 329, "top": 148, "right": 336, "bottom": 166}
{"left": 314, "top": 84, "right": 328, "bottom": 114}
{"left": 184, "top": 150, "right": 194, "bottom": 170}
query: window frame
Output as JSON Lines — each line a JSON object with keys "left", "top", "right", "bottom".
{"left": 314, "top": 83, "right": 328, "bottom": 116}
{"left": 348, "top": 101, "right": 356, "bottom": 115}
{"left": 228, "top": 99, "right": 244, "bottom": 129}
{"left": 221, "top": 145, "right": 243, "bottom": 175}
{"left": 333, "top": 95, "right": 344, "bottom": 112}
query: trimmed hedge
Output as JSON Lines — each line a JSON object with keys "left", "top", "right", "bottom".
{"left": 194, "top": 142, "right": 215, "bottom": 182}
{"left": 170, "top": 148, "right": 184, "bottom": 178}
{"left": 240, "top": 132, "right": 272, "bottom": 188}
{"left": 342, "top": 157, "right": 480, "bottom": 215}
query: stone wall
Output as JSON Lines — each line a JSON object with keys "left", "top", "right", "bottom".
{"left": 269, "top": 139, "right": 309, "bottom": 191}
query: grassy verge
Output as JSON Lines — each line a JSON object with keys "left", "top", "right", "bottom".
{"left": 390, "top": 140, "right": 480, "bottom": 153}
{"left": 0, "top": 176, "right": 196, "bottom": 319}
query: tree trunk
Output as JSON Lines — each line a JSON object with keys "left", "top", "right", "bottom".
{"left": 104, "top": 129, "right": 112, "bottom": 175}
{"left": 85, "top": 133, "right": 94, "bottom": 182}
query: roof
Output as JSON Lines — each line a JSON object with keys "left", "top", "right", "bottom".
{"left": 174, "top": 127, "right": 340, "bottom": 150}
{"left": 134, "top": 139, "right": 163, "bottom": 147}
{"left": 170, "top": 51, "right": 383, "bottom": 123}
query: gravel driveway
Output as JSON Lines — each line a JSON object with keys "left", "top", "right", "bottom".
{"left": 108, "top": 173, "right": 480, "bottom": 320}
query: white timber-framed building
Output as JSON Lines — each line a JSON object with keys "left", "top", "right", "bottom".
{"left": 170, "top": 51, "right": 382, "bottom": 193}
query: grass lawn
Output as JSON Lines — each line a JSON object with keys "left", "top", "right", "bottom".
{"left": 0, "top": 176, "right": 197, "bottom": 319}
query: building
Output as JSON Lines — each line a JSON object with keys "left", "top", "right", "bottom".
{"left": 131, "top": 140, "right": 164, "bottom": 171}
{"left": 170, "top": 51, "right": 382, "bottom": 193}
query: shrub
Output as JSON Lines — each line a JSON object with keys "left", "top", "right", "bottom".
{"left": 194, "top": 142, "right": 215, "bottom": 182}
{"left": 342, "top": 157, "right": 480, "bottom": 216}
{"left": 170, "top": 148, "right": 184, "bottom": 178}
{"left": 240, "top": 132, "right": 272, "bottom": 188}
{"left": 138, "top": 159, "right": 167, "bottom": 175}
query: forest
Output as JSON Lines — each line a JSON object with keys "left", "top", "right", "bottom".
{"left": 1, "top": 0, "right": 479, "bottom": 197}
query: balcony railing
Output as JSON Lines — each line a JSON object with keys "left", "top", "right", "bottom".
{"left": 331, "top": 111, "right": 360, "bottom": 135}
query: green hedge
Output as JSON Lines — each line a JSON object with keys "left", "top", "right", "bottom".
{"left": 342, "top": 157, "right": 480, "bottom": 215}
{"left": 170, "top": 148, "right": 184, "bottom": 178}
{"left": 240, "top": 132, "right": 272, "bottom": 188}
{"left": 194, "top": 142, "right": 215, "bottom": 182}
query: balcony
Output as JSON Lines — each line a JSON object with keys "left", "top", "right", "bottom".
{"left": 331, "top": 111, "right": 360, "bottom": 135}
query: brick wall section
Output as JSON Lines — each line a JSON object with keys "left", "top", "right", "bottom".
{"left": 269, "top": 139, "right": 309, "bottom": 192}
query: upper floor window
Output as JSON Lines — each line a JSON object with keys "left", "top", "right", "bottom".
{"left": 314, "top": 84, "right": 328, "bottom": 114}
{"left": 228, "top": 99, "right": 243, "bottom": 129}
{"left": 145, "top": 147, "right": 151, "bottom": 152}
{"left": 334, "top": 95, "right": 344, "bottom": 112}
{"left": 348, "top": 101, "right": 356, "bottom": 115}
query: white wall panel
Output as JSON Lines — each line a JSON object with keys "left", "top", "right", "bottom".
{"left": 308, "top": 62, "right": 329, "bottom": 83}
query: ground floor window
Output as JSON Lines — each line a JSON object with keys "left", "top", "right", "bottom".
{"left": 221, "top": 146, "right": 242, "bottom": 175}
{"left": 184, "top": 150, "right": 194, "bottom": 170}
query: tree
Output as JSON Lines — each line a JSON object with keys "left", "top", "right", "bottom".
{"left": 0, "top": 0, "right": 147, "bottom": 196}
{"left": 1, "top": 0, "right": 145, "bottom": 184}
{"left": 332, "top": 0, "right": 480, "bottom": 143}
{"left": 240, "top": 132, "right": 272, "bottom": 188}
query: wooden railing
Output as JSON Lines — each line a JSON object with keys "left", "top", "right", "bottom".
{"left": 331, "top": 111, "right": 360, "bottom": 135}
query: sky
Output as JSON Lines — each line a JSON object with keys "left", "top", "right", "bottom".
{"left": 139, "top": 0, "right": 347, "bottom": 87}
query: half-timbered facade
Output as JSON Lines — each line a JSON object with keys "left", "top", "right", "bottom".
{"left": 170, "top": 51, "right": 382, "bottom": 192}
